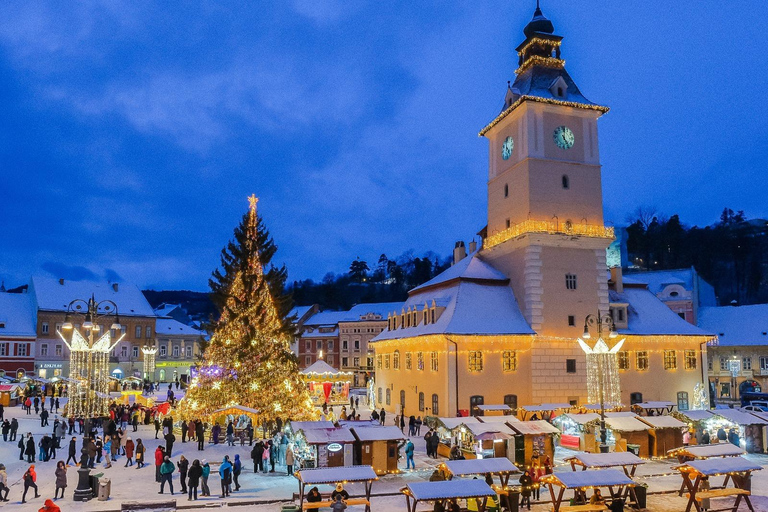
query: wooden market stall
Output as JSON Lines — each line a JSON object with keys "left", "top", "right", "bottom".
{"left": 676, "top": 456, "right": 761, "bottom": 512}
{"left": 519, "top": 403, "right": 572, "bottom": 421}
{"left": 440, "top": 457, "right": 520, "bottom": 486}
{"left": 631, "top": 401, "right": 676, "bottom": 416}
{"left": 675, "top": 409, "right": 715, "bottom": 445}
{"left": 348, "top": 425, "right": 404, "bottom": 475}
{"left": 553, "top": 413, "right": 653, "bottom": 456}
{"left": 296, "top": 465, "right": 377, "bottom": 512}
{"left": 474, "top": 404, "right": 515, "bottom": 417}
{"left": 542, "top": 469, "right": 638, "bottom": 512}
{"left": 604, "top": 415, "right": 653, "bottom": 457}
{"left": 430, "top": 416, "right": 482, "bottom": 458}
{"left": 507, "top": 420, "right": 560, "bottom": 467}
{"left": 301, "top": 360, "right": 353, "bottom": 407}
{"left": 401, "top": 480, "right": 497, "bottom": 512}
{"left": 553, "top": 413, "right": 600, "bottom": 451}
{"left": 0, "top": 384, "right": 21, "bottom": 407}
{"left": 706, "top": 409, "right": 768, "bottom": 453}
{"left": 637, "top": 414, "right": 687, "bottom": 456}
{"left": 460, "top": 421, "right": 517, "bottom": 460}
{"left": 294, "top": 426, "right": 356, "bottom": 468}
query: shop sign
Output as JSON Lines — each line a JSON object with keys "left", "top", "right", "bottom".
{"left": 327, "top": 443, "right": 343, "bottom": 452}
{"left": 40, "top": 363, "right": 63, "bottom": 369}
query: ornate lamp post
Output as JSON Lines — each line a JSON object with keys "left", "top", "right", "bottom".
{"left": 578, "top": 312, "right": 624, "bottom": 453}
{"left": 142, "top": 344, "right": 158, "bottom": 381}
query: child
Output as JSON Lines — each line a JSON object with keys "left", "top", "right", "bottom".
{"left": 331, "top": 494, "right": 347, "bottom": 512}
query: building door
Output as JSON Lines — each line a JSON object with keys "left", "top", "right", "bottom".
{"left": 400, "top": 390, "right": 406, "bottom": 414}
{"left": 360, "top": 442, "right": 373, "bottom": 466}
{"left": 470, "top": 395, "right": 484, "bottom": 416}
{"left": 326, "top": 444, "right": 344, "bottom": 467}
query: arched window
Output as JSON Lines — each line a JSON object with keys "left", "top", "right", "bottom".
{"left": 562, "top": 175, "right": 570, "bottom": 189}
{"left": 470, "top": 395, "right": 484, "bottom": 415}
{"left": 393, "top": 350, "right": 400, "bottom": 370}
{"left": 378, "top": 387, "right": 383, "bottom": 405}
{"left": 432, "top": 394, "right": 439, "bottom": 415}
{"left": 503, "top": 394, "right": 518, "bottom": 414}
{"left": 419, "top": 392, "right": 425, "bottom": 412}
{"left": 400, "top": 389, "right": 406, "bottom": 410}
{"left": 385, "top": 388, "right": 391, "bottom": 406}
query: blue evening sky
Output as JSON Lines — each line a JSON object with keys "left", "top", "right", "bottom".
{"left": 1, "top": 2, "right": 767, "bottom": 291}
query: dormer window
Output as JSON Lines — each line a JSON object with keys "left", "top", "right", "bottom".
{"left": 549, "top": 76, "right": 568, "bottom": 99}
{"left": 557, "top": 87, "right": 563, "bottom": 97}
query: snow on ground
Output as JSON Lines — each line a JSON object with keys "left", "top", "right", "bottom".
{"left": 1, "top": 401, "right": 768, "bottom": 511}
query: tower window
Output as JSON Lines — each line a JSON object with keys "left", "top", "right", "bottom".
{"left": 562, "top": 175, "right": 570, "bottom": 189}
{"left": 557, "top": 87, "right": 564, "bottom": 97}
{"left": 506, "top": 218, "right": 511, "bottom": 229}
{"left": 566, "top": 359, "right": 577, "bottom": 373}
{"left": 568, "top": 315, "right": 575, "bottom": 326}
{"left": 504, "top": 184, "right": 509, "bottom": 197}
{"left": 565, "top": 274, "right": 577, "bottom": 290}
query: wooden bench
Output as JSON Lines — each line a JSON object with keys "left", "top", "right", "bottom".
{"left": 689, "top": 488, "right": 751, "bottom": 501}
{"left": 303, "top": 499, "right": 371, "bottom": 510}
{"left": 555, "top": 505, "right": 608, "bottom": 512}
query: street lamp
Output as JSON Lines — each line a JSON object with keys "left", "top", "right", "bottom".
{"left": 578, "top": 312, "right": 624, "bottom": 454}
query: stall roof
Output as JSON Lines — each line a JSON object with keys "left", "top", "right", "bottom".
{"left": 464, "top": 422, "right": 517, "bottom": 436}
{"left": 605, "top": 412, "right": 637, "bottom": 418}
{"left": 301, "top": 360, "right": 353, "bottom": 376}
{"left": 350, "top": 426, "right": 405, "bottom": 442}
{"left": 564, "top": 452, "right": 645, "bottom": 468}
{"left": 300, "top": 427, "right": 356, "bottom": 444}
{"left": 477, "top": 416, "right": 521, "bottom": 424}
{"left": 710, "top": 408, "right": 768, "bottom": 426}
{"left": 522, "top": 403, "right": 572, "bottom": 412}
{"left": 669, "top": 444, "right": 744, "bottom": 459}
{"left": 403, "top": 480, "right": 496, "bottom": 501}
{"left": 442, "top": 458, "right": 519, "bottom": 477}
{"left": 476, "top": 405, "right": 512, "bottom": 411}
{"left": 634, "top": 401, "right": 675, "bottom": 409}
{"left": 605, "top": 416, "right": 651, "bottom": 432}
{"left": 543, "top": 469, "right": 635, "bottom": 489}
{"left": 682, "top": 456, "right": 763, "bottom": 476}
{"left": 638, "top": 415, "right": 687, "bottom": 429}
{"left": 297, "top": 465, "right": 377, "bottom": 484}
{"left": 436, "top": 416, "right": 481, "bottom": 430}
{"left": 290, "top": 420, "right": 335, "bottom": 432}
{"left": 581, "top": 403, "right": 625, "bottom": 411}
{"left": 678, "top": 410, "right": 714, "bottom": 422}
{"left": 212, "top": 405, "right": 259, "bottom": 418}
{"left": 0, "top": 384, "right": 20, "bottom": 392}
{"left": 338, "top": 420, "right": 380, "bottom": 428}
{"left": 563, "top": 413, "right": 600, "bottom": 425}
{"left": 509, "top": 420, "right": 561, "bottom": 436}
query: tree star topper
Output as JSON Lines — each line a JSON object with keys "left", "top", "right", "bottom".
{"left": 248, "top": 194, "right": 259, "bottom": 213}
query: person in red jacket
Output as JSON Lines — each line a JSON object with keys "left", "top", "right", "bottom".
{"left": 39, "top": 498, "right": 61, "bottom": 512}
{"left": 154, "top": 446, "right": 165, "bottom": 483}
{"left": 22, "top": 464, "right": 39, "bottom": 503}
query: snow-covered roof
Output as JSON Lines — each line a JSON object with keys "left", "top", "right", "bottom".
{"left": 301, "top": 360, "right": 352, "bottom": 376}
{"left": 463, "top": 422, "right": 517, "bottom": 437}
{"left": 638, "top": 415, "right": 686, "bottom": 429}
{"left": 340, "top": 302, "right": 404, "bottom": 322}
{"left": 623, "top": 270, "right": 689, "bottom": 295}
{"left": 522, "top": 403, "right": 572, "bottom": 412}
{"left": 678, "top": 410, "right": 714, "bottom": 422}
{"left": 155, "top": 318, "right": 203, "bottom": 337}
{"left": 303, "top": 310, "right": 350, "bottom": 327}
{"left": 477, "top": 416, "right": 521, "bottom": 424}
{"left": 403, "top": 480, "right": 496, "bottom": 501}
{"left": 476, "top": 405, "right": 513, "bottom": 411}
{"left": 699, "top": 304, "right": 768, "bottom": 346}
{"left": 410, "top": 254, "right": 509, "bottom": 293}
{"left": 563, "top": 413, "right": 600, "bottom": 425}
{"left": 634, "top": 401, "right": 675, "bottom": 409}
{"left": 289, "top": 420, "right": 335, "bottom": 432}
{"left": 297, "top": 465, "right": 377, "bottom": 484}
{"left": 564, "top": 452, "right": 645, "bottom": 468}
{"left": 30, "top": 276, "right": 155, "bottom": 317}
{"left": 672, "top": 444, "right": 744, "bottom": 459}
{"left": 442, "top": 458, "right": 519, "bottom": 477}
{"left": 154, "top": 303, "right": 181, "bottom": 317}
{"left": 435, "top": 416, "right": 482, "bottom": 430}
{"left": 605, "top": 416, "right": 650, "bottom": 432}
{"left": 299, "top": 427, "right": 356, "bottom": 444}
{"left": 289, "top": 306, "right": 314, "bottom": 321}
{"left": 350, "top": 426, "right": 405, "bottom": 442}
{"left": 509, "top": 420, "right": 560, "bottom": 436}
{"left": 543, "top": 469, "right": 634, "bottom": 489}
{"left": 611, "top": 288, "right": 711, "bottom": 336}
{"left": 682, "top": 456, "right": 762, "bottom": 476}
{"left": 710, "top": 408, "right": 768, "bottom": 426}
{"left": 0, "top": 292, "right": 36, "bottom": 337}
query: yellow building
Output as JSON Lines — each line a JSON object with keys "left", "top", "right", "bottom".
{"left": 371, "top": 5, "right": 712, "bottom": 418}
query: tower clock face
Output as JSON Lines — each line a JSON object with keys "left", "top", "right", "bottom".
{"left": 501, "top": 136, "right": 514, "bottom": 160}
{"left": 553, "top": 126, "right": 575, "bottom": 149}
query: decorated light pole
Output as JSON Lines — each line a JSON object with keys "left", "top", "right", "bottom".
{"left": 142, "top": 345, "right": 158, "bottom": 381}
{"left": 578, "top": 312, "right": 624, "bottom": 453}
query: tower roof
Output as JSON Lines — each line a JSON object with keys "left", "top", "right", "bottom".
{"left": 523, "top": 3, "right": 555, "bottom": 38}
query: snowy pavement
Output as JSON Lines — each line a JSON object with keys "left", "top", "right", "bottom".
{"left": 1, "top": 403, "right": 768, "bottom": 511}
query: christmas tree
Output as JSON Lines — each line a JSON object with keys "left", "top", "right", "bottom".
{"left": 179, "top": 195, "right": 316, "bottom": 422}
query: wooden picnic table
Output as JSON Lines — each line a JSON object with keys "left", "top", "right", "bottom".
{"left": 541, "top": 469, "right": 637, "bottom": 512}
{"left": 296, "top": 465, "right": 377, "bottom": 512}
{"left": 676, "top": 456, "right": 761, "bottom": 512}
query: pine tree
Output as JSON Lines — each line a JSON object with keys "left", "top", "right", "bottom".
{"left": 179, "top": 195, "right": 316, "bottom": 422}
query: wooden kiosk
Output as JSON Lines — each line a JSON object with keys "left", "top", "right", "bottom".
{"left": 349, "top": 425, "right": 404, "bottom": 475}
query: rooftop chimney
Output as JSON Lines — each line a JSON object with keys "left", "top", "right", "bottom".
{"left": 453, "top": 241, "right": 467, "bottom": 265}
{"left": 59, "top": 278, "right": 65, "bottom": 285}
{"left": 112, "top": 283, "right": 119, "bottom": 292}
{"left": 469, "top": 240, "right": 477, "bottom": 254}
{"left": 610, "top": 267, "right": 623, "bottom": 293}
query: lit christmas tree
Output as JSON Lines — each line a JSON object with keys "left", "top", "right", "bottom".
{"left": 180, "top": 195, "right": 316, "bottom": 422}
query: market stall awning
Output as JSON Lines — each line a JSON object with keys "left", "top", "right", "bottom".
{"left": 561, "top": 413, "right": 600, "bottom": 425}
{"left": 710, "top": 408, "right": 768, "bottom": 426}
{"left": 633, "top": 401, "right": 675, "bottom": 410}
{"left": 289, "top": 420, "right": 335, "bottom": 432}
{"left": 0, "top": 384, "right": 21, "bottom": 392}
{"left": 297, "top": 465, "right": 377, "bottom": 484}
{"left": 402, "top": 480, "right": 496, "bottom": 501}
{"left": 475, "top": 405, "right": 513, "bottom": 412}
{"left": 300, "top": 427, "right": 356, "bottom": 445}
{"left": 605, "top": 416, "right": 651, "bottom": 432}
{"left": 564, "top": 452, "right": 645, "bottom": 469}
{"left": 668, "top": 444, "right": 745, "bottom": 459}
{"left": 350, "top": 426, "right": 405, "bottom": 442}
{"left": 508, "top": 420, "right": 561, "bottom": 436}
{"left": 581, "top": 403, "right": 624, "bottom": 411}
{"left": 211, "top": 405, "right": 260, "bottom": 421}
{"left": 301, "top": 360, "right": 353, "bottom": 378}
{"left": 463, "top": 422, "right": 517, "bottom": 437}
{"left": 542, "top": 469, "right": 635, "bottom": 489}
{"left": 676, "top": 409, "right": 713, "bottom": 422}
{"left": 441, "top": 458, "right": 519, "bottom": 477}
{"left": 435, "top": 416, "right": 481, "bottom": 430}
{"left": 637, "top": 415, "right": 687, "bottom": 429}
{"left": 678, "top": 456, "right": 763, "bottom": 477}
{"left": 521, "top": 403, "right": 572, "bottom": 412}
{"left": 476, "top": 416, "right": 521, "bottom": 424}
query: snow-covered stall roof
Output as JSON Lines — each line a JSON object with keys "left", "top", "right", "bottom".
{"left": 543, "top": 469, "right": 635, "bottom": 489}
{"left": 350, "top": 426, "right": 405, "bottom": 442}
{"left": 463, "top": 422, "right": 517, "bottom": 437}
{"left": 563, "top": 413, "right": 600, "bottom": 425}
{"left": 522, "top": 403, "right": 572, "bottom": 412}
{"left": 300, "top": 360, "right": 352, "bottom": 376}
{"left": 476, "top": 404, "right": 513, "bottom": 412}
{"left": 442, "top": 458, "right": 519, "bottom": 477}
{"left": 211, "top": 405, "right": 259, "bottom": 419}
{"left": 564, "top": 452, "right": 645, "bottom": 468}
{"left": 638, "top": 415, "right": 687, "bottom": 429}
{"left": 403, "top": 480, "right": 496, "bottom": 501}
{"left": 699, "top": 304, "right": 768, "bottom": 346}
{"left": 611, "top": 288, "right": 712, "bottom": 336}
{"left": 299, "top": 427, "right": 356, "bottom": 445}
{"left": 669, "top": 444, "right": 744, "bottom": 459}
{"left": 435, "top": 416, "right": 481, "bottom": 430}
{"left": 509, "top": 420, "right": 561, "bottom": 436}
{"left": 0, "top": 291, "right": 36, "bottom": 337}
{"left": 373, "top": 255, "right": 534, "bottom": 341}
{"left": 605, "top": 416, "right": 651, "bottom": 432}
{"left": 297, "top": 465, "right": 377, "bottom": 484}
{"left": 0, "top": 384, "right": 21, "bottom": 393}
{"left": 682, "top": 456, "right": 762, "bottom": 476}
{"left": 678, "top": 410, "right": 714, "bottom": 422}
{"left": 634, "top": 401, "right": 675, "bottom": 410}
{"left": 289, "top": 420, "right": 335, "bottom": 432}
{"left": 477, "top": 416, "right": 521, "bottom": 424}
{"left": 710, "top": 408, "right": 768, "bottom": 426}
{"left": 30, "top": 276, "right": 155, "bottom": 317}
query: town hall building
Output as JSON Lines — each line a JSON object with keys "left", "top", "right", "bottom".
{"left": 371, "top": 5, "right": 713, "bottom": 417}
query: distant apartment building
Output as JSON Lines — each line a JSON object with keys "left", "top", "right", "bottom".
{"left": 297, "top": 311, "right": 345, "bottom": 370}
{"left": 623, "top": 267, "right": 717, "bottom": 324}
{"left": 0, "top": 291, "right": 37, "bottom": 379}
{"left": 152, "top": 312, "right": 205, "bottom": 384}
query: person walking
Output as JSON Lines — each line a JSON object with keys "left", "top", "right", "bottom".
{"left": 0, "top": 463, "right": 9, "bottom": 502}
{"left": 154, "top": 417, "right": 161, "bottom": 439}
{"left": 40, "top": 409, "right": 49, "bottom": 428}
{"left": 88, "top": 438, "right": 98, "bottom": 468}
{"left": 54, "top": 461, "right": 67, "bottom": 500}
{"left": 103, "top": 437, "right": 113, "bottom": 468}
{"left": 26, "top": 434, "right": 36, "bottom": 463}
{"left": 201, "top": 460, "right": 211, "bottom": 497}
{"left": 519, "top": 470, "right": 533, "bottom": 510}
{"left": 404, "top": 439, "right": 415, "bottom": 470}
{"left": 124, "top": 437, "right": 135, "bottom": 467}
{"left": 159, "top": 456, "right": 175, "bottom": 495}
{"left": 21, "top": 464, "right": 39, "bottom": 504}
{"left": 399, "top": 414, "right": 405, "bottom": 434}
{"left": 155, "top": 446, "right": 165, "bottom": 483}
{"left": 165, "top": 431, "right": 176, "bottom": 458}
{"left": 196, "top": 421, "right": 205, "bottom": 451}
{"left": 178, "top": 455, "right": 189, "bottom": 494}
{"left": 10, "top": 418, "right": 18, "bottom": 441}
{"left": 286, "top": 443, "right": 295, "bottom": 476}
{"left": 379, "top": 408, "right": 386, "bottom": 425}
{"left": 135, "top": 439, "right": 146, "bottom": 469}
{"left": 187, "top": 459, "right": 202, "bottom": 501}
{"left": 218, "top": 455, "right": 232, "bottom": 498}
{"left": 233, "top": 454, "right": 242, "bottom": 491}
{"left": 1, "top": 419, "right": 9, "bottom": 442}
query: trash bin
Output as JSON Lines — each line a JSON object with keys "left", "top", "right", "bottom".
{"left": 633, "top": 485, "right": 647, "bottom": 509}
{"left": 97, "top": 478, "right": 111, "bottom": 501}
{"left": 504, "top": 490, "right": 520, "bottom": 512}
{"left": 626, "top": 444, "right": 640, "bottom": 456}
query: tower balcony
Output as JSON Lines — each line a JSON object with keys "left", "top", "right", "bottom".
{"left": 484, "top": 219, "right": 614, "bottom": 250}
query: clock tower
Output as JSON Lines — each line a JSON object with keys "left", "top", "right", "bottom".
{"left": 480, "top": 4, "right": 614, "bottom": 342}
